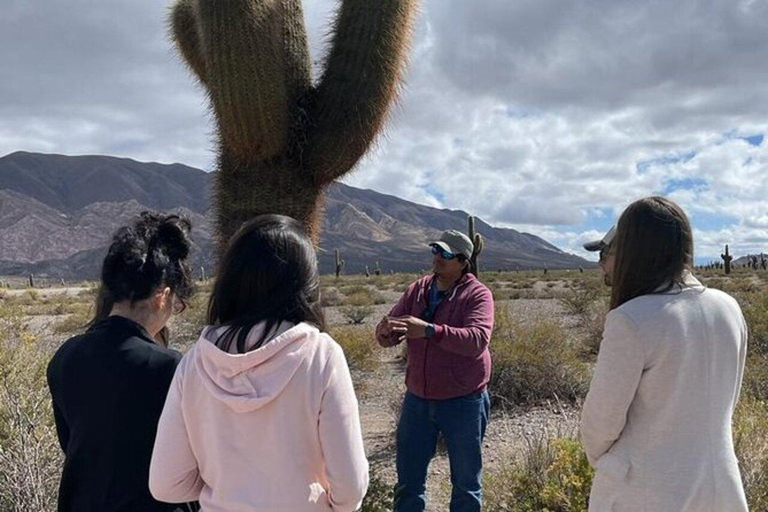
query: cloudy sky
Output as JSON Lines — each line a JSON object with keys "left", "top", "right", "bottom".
{"left": 2, "top": 0, "right": 767, "bottom": 262}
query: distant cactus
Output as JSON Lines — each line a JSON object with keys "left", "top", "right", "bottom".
{"left": 721, "top": 245, "right": 733, "bottom": 275}
{"left": 28, "top": 274, "right": 35, "bottom": 288}
{"left": 761, "top": 254, "right": 767, "bottom": 271}
{"left": 335, "top": 249, "right": 345, "bottom": 278}
{"left": 365, "top": 265, "right": 370, "bottom": 278}
{"left": 169, "top": 0, "right": 418, "bottom": 251}
{"left": 200, "top": 266, "right": 207, "bottom": 282}
{"left": 467, "top": 215, "right": 485, "bottom": 276}
{"left": 374, "top": 261, "right": 381, "bottom": 276}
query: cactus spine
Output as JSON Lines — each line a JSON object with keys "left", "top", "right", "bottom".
{"left": 721, "top": 244, "right": 733, "bottom": 275}
{"left": 169, "top": 0, "right": 418, "bottom": 251}
{"left": 334, "top": 249, "right": 345, "bottom": 278}
{"left": 467, "top": 215, "right": 484, "bottom": 276}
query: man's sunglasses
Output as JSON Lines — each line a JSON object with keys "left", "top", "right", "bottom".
{"left": 599, "top": 246, "right": 614, "bottom": 262}
{"left": 431, "top": 245, "right": 457, "bottom": 260}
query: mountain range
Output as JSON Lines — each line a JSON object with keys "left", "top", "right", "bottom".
{"left": 0, "top": 151, "right": 589, "bottom": 279}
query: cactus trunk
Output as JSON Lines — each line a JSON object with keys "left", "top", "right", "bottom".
{"left": 721, "top": 244, "right": 732, "bottom": 275}
{"left": 169, "top": 0, "right": 418, "bottom": 251}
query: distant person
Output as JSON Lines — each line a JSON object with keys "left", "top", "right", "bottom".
{"left": 149, "top": 215, "right": 368, "bottom": 512}
{"left": 376, "top": 230, "right": 494, "bottom": 512}
{"left": 581, "top": 197, "right": 748, "bottom": 511}
{"left": 47, "top": 213, "right": 197, "bottom": 512}
{"left": 584, "top": 225, "right": 616, "bottom": 286}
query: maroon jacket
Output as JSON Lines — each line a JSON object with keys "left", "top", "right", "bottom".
{"left": 376, "top": 273, "right": 494, "bottom": 400}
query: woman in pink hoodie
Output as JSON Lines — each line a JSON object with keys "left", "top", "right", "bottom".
{"left": 149, "top": 215, "right": 369, "bottom": 511}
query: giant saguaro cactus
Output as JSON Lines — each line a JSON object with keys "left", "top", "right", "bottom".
{"left": 467, "top": 215, "right": 485, "bottom": 276}
{"left": 169, "top": 0, "right": 418, "bottom": 250}
{"left": 721, "top": 244, "right": 733, "bottom": 275}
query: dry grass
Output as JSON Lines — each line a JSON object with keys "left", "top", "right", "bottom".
{"left": 0, "top": 308, "right": 61, "bottom": 512}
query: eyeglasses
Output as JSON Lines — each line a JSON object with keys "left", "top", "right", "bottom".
{"left": 431, "top": 245, "right": 456, "bottom": 260}
{"left": 172, "top": 297, "right": 187, "bottom": 315}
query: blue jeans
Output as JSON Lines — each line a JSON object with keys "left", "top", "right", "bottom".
{"left": 393, "top": 390, "right": 490, "bottom": 512}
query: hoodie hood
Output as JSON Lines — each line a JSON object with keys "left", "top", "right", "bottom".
{"left": 192, "top": 322, "right": 318, "bottom": 413}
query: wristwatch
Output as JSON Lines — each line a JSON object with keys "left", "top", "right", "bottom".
{"left": 425, "top": 323, "right": 435, "bottom": 339}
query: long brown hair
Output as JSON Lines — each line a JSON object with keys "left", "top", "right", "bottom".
{"left": 610, "top": 196, "right": 694, "bottom": 310}
{"left": 207, "top": 215, "right": 326, "bottom": 354}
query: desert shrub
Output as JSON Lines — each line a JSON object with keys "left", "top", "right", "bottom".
{"left": 558, "top": 288, "right": 599, "bottom": 318}
{"left": 577, "top": 299, "right": 609, "bottom": 359}
{"left": 320, "top": 287, "right": 343, "bottom": 307}
{"left": 490, "top": 308, "right": 589, "bottom": 407}
{"left": 329, "top": 326, "right": 378, "bottom": 372}
{"left": 734, "top": 397, "right": 768, "bottom": 510}
{"left": 0, "top": 313, "right": 61, "bottom": 511}
{"left": 484, "top": 436, "right": 593, "bottom": 512}
{"left": 342, "top": 305, "right": 374, "bottom": 325}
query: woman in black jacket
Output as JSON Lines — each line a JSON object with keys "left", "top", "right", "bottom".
{"left": 47, "top": 212, "right": 197, "bottom": 512}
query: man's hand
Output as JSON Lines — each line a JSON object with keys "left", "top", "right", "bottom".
{"left": 377, "top": 315, "right": 407, "bottom": 338}
{"left": 388, "top": 316, "right": 430, "bottom": 341}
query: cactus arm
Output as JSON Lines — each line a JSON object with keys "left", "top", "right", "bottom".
{"left": 305, "top": 0, "right": 419, "bottom": 184}
{"left": 193, "top": 0, "right": 312, "bottom": 162}
{"left": 169, "top": 0, "right": 207, "bottom": 85}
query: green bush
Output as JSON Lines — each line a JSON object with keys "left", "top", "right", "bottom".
{"left": 490, "top": 308, "right": 589, "bottom": 407}
{"left": 485, "top": 437, "right": 593, "bottom": 512}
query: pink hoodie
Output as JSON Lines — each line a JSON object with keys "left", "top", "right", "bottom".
{"left": 149, "top": 323, "right": 369, "bottom": 512}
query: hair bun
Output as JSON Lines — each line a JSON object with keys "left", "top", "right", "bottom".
{"left": 154, "top": 216, "right": 192, "bottom": 260}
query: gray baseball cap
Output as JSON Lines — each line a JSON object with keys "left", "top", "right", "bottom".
{"left": 583, "top": 225, "right": 616, "bottom": 252}
{"left": 430, "top": 230, "right": 474, "bottom": 259}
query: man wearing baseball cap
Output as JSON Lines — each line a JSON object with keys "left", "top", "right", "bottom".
{"left": 376, "top": 229, "right": 494, "bottom": 512}
{"left": 583, "top": 225, "right": 616, "bottom": 286}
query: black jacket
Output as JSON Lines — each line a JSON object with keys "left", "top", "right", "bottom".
{"left": 47, "top": 315, "right": 196, "bottom": 512}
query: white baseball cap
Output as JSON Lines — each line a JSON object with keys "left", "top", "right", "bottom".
{"left": 583, "top": 226, "right": 616, "bottom": 252}
{"left": 429, "top": 230, "right": 474, "bottom": 260}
